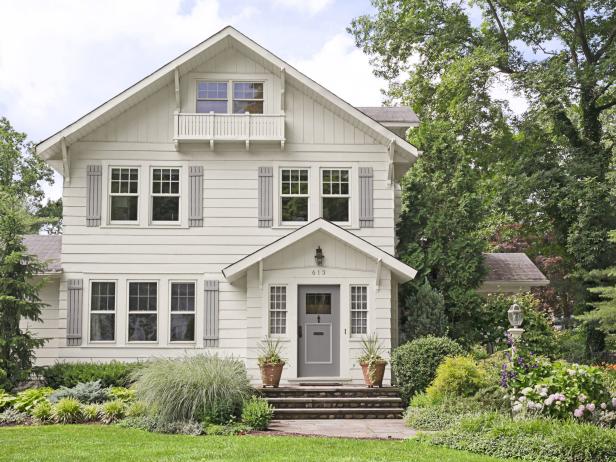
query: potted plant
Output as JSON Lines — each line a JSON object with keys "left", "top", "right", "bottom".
{"left": 358, "top": 334, "right": 387, "bottom": 388}
{"left": 257, "top": 337, "right": 286, "bottom": 388}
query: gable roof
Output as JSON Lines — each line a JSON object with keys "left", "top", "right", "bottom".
{"left": 23, "top": 235, "right": 62, "bottom": 273}
{"left": 222, "top": 218, "right": 418, "bottom": 283}
{"left": 36, "top": 26, "right": 419, "bottom": 163}
{"left": 483, "top": 253, "right": 548, "bottom": 285}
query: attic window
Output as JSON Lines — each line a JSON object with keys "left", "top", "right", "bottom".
{"left": 196, "top": 81, "right": 228, "bottom": 113}
{"left": 233, "top": 82, "right": 263, "bottom": 114}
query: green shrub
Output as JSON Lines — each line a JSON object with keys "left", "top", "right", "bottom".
{"left": 556, "top": 328, "right": 588, "bottom": 364}
{"left": 31, "top": 400, "right": 52, "bottom": 422}
{"left": 0, "top": 389, "right": 15, "bottom": 411}
{"left": 101, "top": 400, "right": 126, "bottom": 424}
{"left": 117, "top": 415, "right": 158, "bottom": 432}
{"left": 427, "top": 356, "right": 487, "bottom": 400}
{"left": 155, "top": 420, "right": 204, "bottom": 435}
{"left": 126, "top": 401, "right": 147, "bottom": 417}
{"left": 132, "top": 354, "right": 252, "bottom": 424}
{"left": 51, "top": 398, "right": 82, "bottom": 424}
{"left": 427, "top": 413, "right": 616, "bottom": 462}
{"left": 203, "top": 422, "right": 252, "bottom": 435}
{"left": 81, "top": 404, "right": 101, "bottom": 422}
{"left": 42, "top": 361, "right": 141, "bottom": 388}
{"left": 405, "top": 395, "right": 483, "bottom": 431}
{"left": 391, "top": 336, "right": 464, "bottom": 404}
{"left": 241, "top": 397, "right": 273, "bottom": 430}
{"left": 50, "top": 380, "right": 108, "bottom": 404}
{"left": 13, "top": 387, "right": 53, "bottom": 414}
{"left": 107, "top": 386, "right": 135, "bottom": 403}
{"left": 0, "top": 408, "right": 31, "bottom": 425}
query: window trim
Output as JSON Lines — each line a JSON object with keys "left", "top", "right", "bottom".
{"left": 232, "top": 81, "right": 264, "bottom": 114}
{"left": 126, "top": 280, "right": 159, "bottom": 344}
{"left": 279, "top": 167, "right": 310, "bottom": 225}
{"left": 195, "top": 79, "right": 265, "bottom": 114}
{"left": 150, "top": 166, "right": 181, "bottom": 225}
{"left": 88, "top": 280, "right": 117, "bottom": 344}
{"left": 168, "top": 280, "right": 197, "bottom": 344}
{"left": 320, "top": 168, "right": 351, "bottom": 225}
{"left": 108, "top": 166, "right": 140, "bottom": 225}
{"left": 350, "top": 285, "right": 368, "bottom": 336}
{"left": 268, "top": 285, "right": 288, "bottom": 336}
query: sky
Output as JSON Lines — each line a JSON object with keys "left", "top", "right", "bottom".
{"left": 0, "top": 0, "right": 526, "bottom": 202}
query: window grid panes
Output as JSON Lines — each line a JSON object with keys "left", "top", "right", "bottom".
{"left": 170, "top": 283, "right": 195, "bottom": 342}
{"left": 322, "top": 169, "right": 350, "bottom": 222}
{"left": 269, "top": 286, "right": 287, "bottom": 335}
{"left": 128, "top": 282, "right": 157, "bottom": 342}
{"left": 110, "top": 168, "right": 139, "bottom": 222}
{"left": 151, "top": 168, "right": 180, "bottom": 222}
{"left": 196, "top": 81, "right": 228, "bottom": 114}
{"left": 280, "top": 168, "right": 309, "bottom": 222}
{"left": 90, "top": 282, "right": 115, "bottom": 342}
{"left": 233, "top": 82, "right": 264, "bottom": 114}
{"left": 350, "top": 286, "right": 368, "bottom": 335}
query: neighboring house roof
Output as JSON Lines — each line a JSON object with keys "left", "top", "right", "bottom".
{"left": 357, "top": 107, "right": 419, "bottom": 125}
{"left": 223, "top": 218, "right": 418, "bottom": 283}
{"left": 23, "top": 235, "right": 62, "bottom": 273}
{"left": 480, "top": 252, "right": 549, "bottom": 293}
{"left": 35, "top": 26, "right": 419, "bottom": 164}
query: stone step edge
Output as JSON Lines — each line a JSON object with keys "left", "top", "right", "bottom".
{"left": 273, "top": 407, "right": 404, "bottom": 414}
{"left": 266, "top": 397, "right": 403, "bottom": 403}
{"left": 259, "top": 387, "right": 400, "bottom": 392}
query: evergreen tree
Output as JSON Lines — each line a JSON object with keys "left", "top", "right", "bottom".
{"left": 401, "top": 279, "right": 448, "bottom": 343}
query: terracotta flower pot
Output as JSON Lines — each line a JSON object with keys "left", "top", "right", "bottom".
{"left": 360, "top": 360, "right": 387, "bottom": 388}
{"left": 260, "top": 362, "right": 285, "bottom": 387}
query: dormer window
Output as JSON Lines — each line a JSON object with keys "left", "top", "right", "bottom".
{"left": 195, "top": 80, "right": 264, "bottom": 114}
{"left": 196, "top": 81, "right": 228, "bottom": 113}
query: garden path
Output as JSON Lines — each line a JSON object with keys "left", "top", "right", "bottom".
{"left": 267, "top": 419, "right": 416, "bottom": 440}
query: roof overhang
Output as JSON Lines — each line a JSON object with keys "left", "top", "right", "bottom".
{"left": 222, "top": 218, "right": 417, "bottom": 283}
{"left": 36, "top": 26, "right": 420, "bottom": 164}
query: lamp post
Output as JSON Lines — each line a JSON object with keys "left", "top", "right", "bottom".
{"left": 507, "top": 303, "right": 524, "bottom": 358}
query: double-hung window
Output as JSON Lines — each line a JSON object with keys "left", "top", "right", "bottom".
{"left": 280, "top": 168, "right": 309, "bottom": 223}
{"left": 233, "top": 82, "right": 264, "bottom": 114}
{"left": 269, "top": 286, "right": 287, "bottom": 335}
{"left": 170, "top": 282, "right": 196, "bottom": 342}
{"left": 196, "top": 81, "right": 228, "bottom": 113}
{"left": 350, "top": 286, "right": 368, "bottom": 335}
{"left": 128, "top": 282, "right": 157, "bottom": 342}
{"left": 90, "top": 282, "right": 116, "bottom": 342}
{"left": 321, "top": 169, "right": 350, "bottom": 222}
{"left": 109, "top": 168, "right": 139, "bottom": 222}
{"left": 151, "top": 168, "right": 180, "bottom": 222}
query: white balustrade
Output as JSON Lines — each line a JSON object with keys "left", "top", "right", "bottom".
{"left": 174, "top": 112, "right": 285, "bottom": 143}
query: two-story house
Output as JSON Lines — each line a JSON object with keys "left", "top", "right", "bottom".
{"left": 28, "top": 27, "right": 548, "bottom": 385}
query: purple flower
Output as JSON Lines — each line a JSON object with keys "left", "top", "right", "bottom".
{"left": 574, "top": 408, "right": 584, "bottom": 418}
{"left": 586, "top": 403, "right": 596, "bottom": 412}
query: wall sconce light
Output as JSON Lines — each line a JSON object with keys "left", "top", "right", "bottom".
{"left": 315, "top": 246, "right": 324, "bottom": 266}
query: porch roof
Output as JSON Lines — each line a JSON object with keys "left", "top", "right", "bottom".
{"left": 222, "top": 219, "right": 418, "bottom": 283}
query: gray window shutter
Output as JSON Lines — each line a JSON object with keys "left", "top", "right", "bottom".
{"left": 258, "top": 167, "right": 273, "bottom": 228}
{"left": 66, "top": 279, "right": 83, "bottom": 346}
{"left": 189, "top": 166, "right": 204, "bottom": 227}
{"left": 86, "top": 165, "right": 102, "bottom": 227}
{"left": 359, "top": 167, "right": 374, "bottom": 228}
{"left": 204, "top": 280, "right": 219, "bottom": 347}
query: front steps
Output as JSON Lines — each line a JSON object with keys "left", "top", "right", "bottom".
{"left": 260, "top": 386, "right": 404, "bottom": 419}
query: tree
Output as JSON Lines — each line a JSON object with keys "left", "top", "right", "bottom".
{"left": 400, "top": 279, "right": 448, "bottom": 342}
{"left": 33, "top": 198, "right": 63, "bottom": 235}
{"left": 0, "top": 192, "right": 48, "bottom": 390}
{"left": 0, "top": 117, "right": 53, "bottom": 210}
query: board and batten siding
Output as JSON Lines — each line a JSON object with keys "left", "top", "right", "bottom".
{"left": 44, "top": 43, "right": 402, "bottom": 384}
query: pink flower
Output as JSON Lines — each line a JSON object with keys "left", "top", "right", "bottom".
{"left": 612, "top": 398, "right": 616, "bottom": 408}
{"left": 601, "top": 403, "right": 607, "bottom": 410}
{"left": 574, "top": 408, "right": 584, "bottom": 418}
{"left": 586, "top": 403, "right": 596, "bottom": 412}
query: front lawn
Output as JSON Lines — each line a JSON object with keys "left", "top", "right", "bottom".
{"left": 0, "top": 425, "right": 512, "bottom": 462}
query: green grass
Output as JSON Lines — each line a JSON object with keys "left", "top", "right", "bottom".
{"left": 0, "top": 425, "right": 513, "bottom": 462}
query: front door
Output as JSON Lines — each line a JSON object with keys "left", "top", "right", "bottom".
{"left": 298, "top": 285, "right": 340, "bottom": 377}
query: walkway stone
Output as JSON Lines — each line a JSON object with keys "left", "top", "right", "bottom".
{"left": 268, "top": 419, "right": 416, "bottom": 440}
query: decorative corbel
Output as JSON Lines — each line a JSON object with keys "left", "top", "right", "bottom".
{"left": 375, "top": 258, "right": 383, "bottom": 289}
{"left": 174, "top": 67, "right": 181, "bottom": 112}
{"left": 258, "top": 260, "right": 264, "bottom": 289}
{"left": 387, "top": 139, "right": 395, "bottom": 186}
{"left": 280, "top": 67, "right": 286, "bottom": 112}
{"left": 61, "top": 137, "right": 70, "bottom": 185}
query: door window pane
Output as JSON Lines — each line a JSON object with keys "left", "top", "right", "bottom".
{"left": 306, "top": 293, "right": 332, "bottom": 315}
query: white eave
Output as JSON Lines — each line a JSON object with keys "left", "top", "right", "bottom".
{"left": 35, "top": 26, "right": 420, "bottom": 164}
{"left": 222, "top": 218, "right": 417, "bottom": 284}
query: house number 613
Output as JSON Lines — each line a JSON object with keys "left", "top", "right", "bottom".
{"left": 312, "top": 269, "right": 326, "bottom": 276}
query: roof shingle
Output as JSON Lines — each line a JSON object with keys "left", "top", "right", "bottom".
{"left": 483, "top": 253, "right": 548, "bottom": 283}
{"left": 357, "top": 106, "right": 419, "bottom": 124}
{"left": 23, "top": 235, "right": 62, "bottom": 273}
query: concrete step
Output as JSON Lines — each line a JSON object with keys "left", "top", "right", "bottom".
{"left": 259, "top": 386, "right": 401, "bottom": 399}
{"left": 272, "top": 407, "right": 404, "bottom": 419}
{"left": 267, "top": 396, "right": 403, "bottom": 409}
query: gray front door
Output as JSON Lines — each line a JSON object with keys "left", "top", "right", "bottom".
{"left": 298, "top": 285, "right": 340, "bottom": 377}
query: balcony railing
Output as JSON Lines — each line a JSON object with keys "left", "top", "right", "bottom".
{"left": 174, "top": 112, "right": 285, "bottom": 150}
